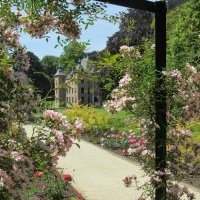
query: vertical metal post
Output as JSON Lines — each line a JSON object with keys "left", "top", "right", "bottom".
{"left": 155, "top": 2, "right": 167, "bottom": 200}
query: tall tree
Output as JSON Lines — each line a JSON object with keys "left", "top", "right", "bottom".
{"left": 41, "top": 55, "right": 59, "bottom": 77}
{"left": 27, "top": 52, "right": 51, "bottom": 97}
{"left": 59, "top": 40, "right": 87, "bottom": 73}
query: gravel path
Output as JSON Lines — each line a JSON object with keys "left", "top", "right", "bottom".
{"left": 58, "top": 140, "right": 146, "bottom": 200}
{"left": 24, "top": 125, "right": 200, "bottom": 200}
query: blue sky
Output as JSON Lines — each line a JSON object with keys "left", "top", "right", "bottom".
{"left": 20, "top": 4, "right": 126, "bottom": 59}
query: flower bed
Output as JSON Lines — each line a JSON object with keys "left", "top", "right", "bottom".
{"left": 84, "top": 125, "right": 200, "bottom": 188}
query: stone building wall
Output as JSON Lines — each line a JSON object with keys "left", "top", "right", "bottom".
{"left": 54, "top": 70, "right": 66, "bottom": 107}
{"left": 54, "top": 69, "right": 102, "bottom": 107}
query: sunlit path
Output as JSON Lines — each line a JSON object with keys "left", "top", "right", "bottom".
{"left": 58, "top": 139, "right": 146, "bottom": 200}
{"left": 24, "top": 125, "right": 200, "bottom": 200}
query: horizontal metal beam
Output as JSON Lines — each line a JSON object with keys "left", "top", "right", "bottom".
{"left": 96, "top": 0, "right": 158, "bottom": 12}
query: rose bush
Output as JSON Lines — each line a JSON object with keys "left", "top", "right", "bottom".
{"left": 0, "top": 56, "right": 84, "bottom": 199}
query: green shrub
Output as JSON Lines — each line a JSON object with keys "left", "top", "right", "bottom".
{"left": 187, "top": 120, "right": 200, "bottom": 142}
{"left": 65, "top": 105, "right": 110, "bottom": 134}
{"left": 64, "top": 105, "right": 138, "bottom": 134}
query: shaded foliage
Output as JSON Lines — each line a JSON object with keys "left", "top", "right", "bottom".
{"left": 106, "top": 9, "right": 153, "bottom": 53}
{"left": 167, "top": 0, "right": 200, "bottom": 69}
{"left": 27, "top": 52, "right": 52, "bottom": 98}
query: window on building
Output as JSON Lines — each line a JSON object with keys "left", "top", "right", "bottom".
{"left": 81, "top": 88, "right": 84, "bottom": 94}
{"left": 94, "top": 96, "right": 98, "bottom": 103}
{"left": 81, "top": 97, "right": 84, "bottom": 104}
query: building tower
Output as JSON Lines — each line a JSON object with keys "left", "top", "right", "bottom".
{"left": 54, "top": 69, "right": 66, "bottom": 107}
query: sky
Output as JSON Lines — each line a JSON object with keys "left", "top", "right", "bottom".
{"left": 20, "top": 4, "right": 126, "bottom": 59}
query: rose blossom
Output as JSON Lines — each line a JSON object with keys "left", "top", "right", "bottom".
{"left": 74, "top": 119, "right": 84, "bottom": 132}
{"left": 34, "top": 171, "right": 44, "bottom": 178}
{"left": 10, "top": 151, "right": 24, "bottom": 162}
{"left": 53, "top": 129, "right": 65, "bottom": 146}
{"left": 119, "top": 73, "right": 132, "bottom": 88}
{"left": 43, "top": 110, "right": 64, "bottom": 123}
{"left": 63, "top": 173, "right": 72, "bottom": 182}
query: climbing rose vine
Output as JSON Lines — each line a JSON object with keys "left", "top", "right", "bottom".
{"left": 104, "top": 45, "right": 200, "bottom": 200}
{"left": 103, "top": 73, "right": 136, "bottom": 113}
{"left": 39, "top": 110, "right": 84, "bottom": 161}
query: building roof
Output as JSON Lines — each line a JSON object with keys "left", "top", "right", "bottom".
{"left": 65, "top": 70, "right": 75, "bottom": 80}
{"left": 54, "top": 69, "right": 65, "bottom": 77}
{"left": 55, "top": 56, "right": 99, "bottom": 81}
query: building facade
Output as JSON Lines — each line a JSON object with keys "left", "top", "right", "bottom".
{"left": 54, "top": 58, "right": 102, "bottom": 107}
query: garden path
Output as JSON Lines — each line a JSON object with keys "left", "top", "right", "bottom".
{"left": 24, "top": 125, "right": 200, "bottom": 200}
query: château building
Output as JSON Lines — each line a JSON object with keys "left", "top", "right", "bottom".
{"left": 54, "top": 57, "right": 102, "bottom": 107}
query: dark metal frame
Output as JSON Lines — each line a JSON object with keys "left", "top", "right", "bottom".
{"left": 96, "top": 1, "right": 167, "bottom": 200}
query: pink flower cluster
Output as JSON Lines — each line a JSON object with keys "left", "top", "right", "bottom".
{"left": 163, "top": 69, "right": 182, "bottom": 80}
{"left": 165, "top": 64, "right": 199, "bottom": 121}
{"left": 42, "top": 110, "right": 84, "bottom": 162}
{"left": 127, "top": 135, "right": 150, "bottom": 156}
{"left": 169, "top": 128, "right": 192, "bottom": 138}
{"left": 74, "top": 118, "right": 85, "bottom": 134}
{"left": 53, "top": 129, "right": 65, "bottom": 147}
{"left": 0, "top": 19, "right": 20, "bottom": 48}
{"left": 0, "top": 169, "right": 14, "bottom": 189}
{"left": 20, "top": 13, "right": 58, "bottom": 38}
{"left": 10, "top": 151, "right": 24, "bottom": 162}
{"left": 20, "top": 11, "right": 80, "bottom": 39}
{"left": 104, "top": 74, "right": 136, "bottom": 113}
{"left": 43, "top": 110, "right": 65, "bottom": 124}
{"left": 119, "top": 73, "right": 132, "bottom": 88}
{"left": 119, "top": 45, "right": 141, "bottom": 58}
{"left": 150, "top": 170, "right": 171, "bottom": 186}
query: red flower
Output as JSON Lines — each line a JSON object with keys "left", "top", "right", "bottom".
{"left": 139, "top": 139, "right": 145, "bottom": 146}
{"left": 122, "top": 149, "right": 129, "bottom": 156}
{"left": 34, "top": 171, "right": 43, "bottom": 178}
{"left": 63, "top": 173, "right": 72, "bottom": 182}
{"left": 128, "top": 138, "right": 137, "bottom": 145}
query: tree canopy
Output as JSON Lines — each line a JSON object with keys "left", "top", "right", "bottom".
{"left": 59, "top": 40, "right": 87, "bottom": 72}
{"left": 106, "top": 9, "right": 153, "bottom": 53}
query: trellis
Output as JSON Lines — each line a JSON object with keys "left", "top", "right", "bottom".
{"left": 96, "top": 1, "right": 167, "bottom": 200}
